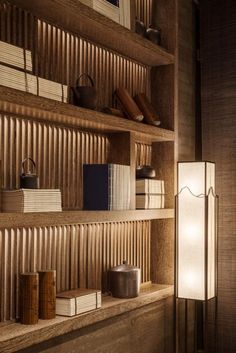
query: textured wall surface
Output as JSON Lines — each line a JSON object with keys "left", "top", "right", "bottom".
{"left": 178, "top": 0, "right": 196, "bottom": 161}
{"left": 201, "top": 0, "right": 236, "bottom": 352}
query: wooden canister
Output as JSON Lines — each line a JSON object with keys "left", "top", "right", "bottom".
{"left": 19, "top": 272, "right": 39, "bottom": 325}
{"left": 134, "top": 93, "right": 161, "bottom": 126}
{"left": 115, "top": 87, "right": 144, "bottom": 122}
{"left": 38, "top": 270, "right": 56, "bottom": 320}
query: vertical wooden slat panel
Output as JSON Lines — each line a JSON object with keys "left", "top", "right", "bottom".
{"left": 0, "top": 220, "right": 151, "bottom": 322}
{"left": 135, "top": 0, "right": 153, "bottom": 28}
{"left": 0, "top": 114, "right": 109, "bottom": 210}
{"left": 0, "top": 1, "right": 153, "bottom": 324}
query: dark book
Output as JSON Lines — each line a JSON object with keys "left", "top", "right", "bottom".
{"left": 83, "top": 164, "right": 130, "bottom": 210}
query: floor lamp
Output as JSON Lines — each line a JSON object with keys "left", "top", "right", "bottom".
{"left": 175, "top": 161, "right": 218, "bottom": 353}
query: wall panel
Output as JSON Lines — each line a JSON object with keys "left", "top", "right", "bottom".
{"left": 0, "top": 2, "right": 150, "bottom": 109}
{"left": 201, "top": 1, "right": 236, "bottom": 351}
{"left": 0, "top": 113, "right": 109, "bottom": 209}
{"left": 0, "top": 221, "right": 151, "bottom": 322}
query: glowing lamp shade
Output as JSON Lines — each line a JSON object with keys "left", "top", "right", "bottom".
{"left": 176, "top": 162, "right": 217, "bottom": 301}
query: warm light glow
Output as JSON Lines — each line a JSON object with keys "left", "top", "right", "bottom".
{"left": 176, "top": 162, "right": 217, "bottom": 300}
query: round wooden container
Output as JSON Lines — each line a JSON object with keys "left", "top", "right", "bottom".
{"left": 38, "top": 270, "right": 56, "bottom": 320}
{"left": 19, "top": 272, "right": 39, "bottom": 325}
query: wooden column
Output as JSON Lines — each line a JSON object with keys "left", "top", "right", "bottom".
{"left": 38, "top": 270, "right": 56, "bottom": 320}
{"left": 19, "top": 273, "right": 39, "bottom": 325}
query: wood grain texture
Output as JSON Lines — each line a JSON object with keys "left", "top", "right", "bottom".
{"left": 0, "top": 221, "right": 152, "bottom": 321}
{"left": 177, "top": 0, "right": 196, "bottom": 161}
{"left": 151, "top": 65, "right": 175, "bottom": 131}
{"left": 0, "top": 112, "right": 109, "bottom": 210}
{"left": 0, "top": 210, "right": 174, "bottom": 229}
{"left": 19, "top": 273, "right": 39, "bottom": 325}
{"left": 0, "top": 86, "right": 175, "bottom": 143}
{"left": 7, "top": 0, "right": 174, "bottom": 67}
{"left": 0, "top": 284, "right": 174, "bottom": 353}
{"left": 135, "top": 0, "right": 153, "bottom": 28}
{"left": 151, "top": 219, "right": 174, "bottom": 285}
{"left": 201, "top": 1, "right": 236, "bottom": 351}
{"left": 152, "top": 141, "right": 175, "bottom": 208}
{"left": 38, "top": 270, "right": 56, "bottom": 320}
{"left": 152, "top": 0, "right": 176, "bottom": 54}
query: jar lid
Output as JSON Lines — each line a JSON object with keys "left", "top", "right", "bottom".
{"left": 109, "top": 260, "right": 140, "bottom": 273}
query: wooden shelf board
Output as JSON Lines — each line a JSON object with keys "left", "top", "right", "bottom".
{"left": 0, "top": 284, "right": 174, "bottom": 353}
{"left": 0, "top": 209, "right": 174, "bottom": 229}
{"left": 10, "top": 0, "right": 174, "bottom": 67}
{"left": 0, "top": 86, "right": 175, "bottom": 143}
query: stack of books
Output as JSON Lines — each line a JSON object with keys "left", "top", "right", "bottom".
{"left": 83, "top": 163, "right": 131, "bottom": 210}
{"left": 1, "top": 189, "right": 62, "bottom": 213}
{"left": 0, "top": 64, "right": 37, "bottom": 94}
{"left": 0, "top": 40, "right": 32, "bottom": 71}
{"left": 0, "top": 63, "right": 68, "bottom": 103}
{"left": 0, "top": 40, "right": 68, "bottom": 103}
{"left": 38, "top": 76, "right": 68, "bottom": 103}
{"left": 136, "top": 179, "right": 165, "bottom": 209}
{"left": 56, "top": 288, "right": 102, "bottom": 316}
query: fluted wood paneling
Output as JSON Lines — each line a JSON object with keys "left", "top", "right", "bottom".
{"left": 135, "top": 142, "right": 152, "bottom": 166}
{"left": 0, "top": 113, "right": 109, "bottom": 209}
{"left": 0, "top": 2, "right": 150, "bottom": 109}
{"left": 36, "top": 19, "right": 150, "bottom": 108}
{"left": 135, "top": 0, "right": 153, "bottom": 28}
{"left": 0, "top": 220, "right": 150, "bottom": 322}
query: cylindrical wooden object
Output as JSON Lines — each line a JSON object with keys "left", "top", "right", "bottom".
{"left": 102, "top": 107, "right": 125, "bottom": 118}
{"left": 115, "top": 87, "right": 144, "bottom": 122}
{"left": 38, "top": 270, "right": 56, "bottom": 320}
{"left": 19, "top": 273, "right": 39, "bottom": 325}
{"left": 134, "top": 93, "right": 161, "bottom": 126}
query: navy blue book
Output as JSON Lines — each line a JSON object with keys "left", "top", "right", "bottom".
{"left": 83, "top": 164, "right": 130, "bottom": 210}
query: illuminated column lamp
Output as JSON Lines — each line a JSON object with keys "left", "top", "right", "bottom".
{"left": 176, "top": 161, "right": 218, "bottom": 301}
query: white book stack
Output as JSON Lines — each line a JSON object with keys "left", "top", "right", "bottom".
{"left": 0, "top": 40, "right": 68, "bottom": 103}
{"left": 56, "top": 288, "right": 102, "bottom": 317}
{"left": 136, "top": 179, "right": 165, "bottom": 209}
{"left": 110, "top": 164, "right": 130, "bottom": 210}
{"left": 1, "top": 189, "right": 62, "bottom": 213}
{"left": 0, "top": 41, "right": 32, "bottom": 71}
{"left": 38, "top": 77, "right": 68, "bottom": 103}
{"left": 0, "top": 63, "right": 68, "bottom": 103}
{"left": 0, "top": 64, "right": 37, "bottom": 94}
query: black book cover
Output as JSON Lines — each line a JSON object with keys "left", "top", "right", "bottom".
{"left": 83, "top": 164, "right": 111, "bottom": 210}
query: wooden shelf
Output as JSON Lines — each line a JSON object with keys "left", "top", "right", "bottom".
{"left": 10, "top": 0, "right": 174, "bottom": 67}
{"left": 0, "top": 86, "right": 175, "bottom": 143}
{"left": 0, "top": 284, "right": 174, "bottom": 353}
{"left": 0, "top": 209, "right": 174, "bottom": 229}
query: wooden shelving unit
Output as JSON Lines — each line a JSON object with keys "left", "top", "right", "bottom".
{"left": 0, "top": 86, "right": 174, "bottom": 143}
{"left": 0, "top": 209, "right": 174, "bottom": 229}
{"left": 0, "top": 0, "right": 177, "bottom": 350}
{"left": 9, "top": 0, "right": 174, "bottom": 67}
{"left": 0, "top": 284, "right": 174, "bottom": 353}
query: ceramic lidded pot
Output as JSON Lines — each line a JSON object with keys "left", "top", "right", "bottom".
{"left": 146, "top": 25, "right": 161, "bottom": 45}
{"left": 108, "top": 261, "right": 141, "bottom": 298}
{"left": 136, "top": 165, "right": 156, "bottom": 179}
{"left": 135, "top": 18, "right": 146, "bottom": 37}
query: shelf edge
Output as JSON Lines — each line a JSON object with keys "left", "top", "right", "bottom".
{"left": 0, "top": 86, "right": 175, "bottom": 142}
{"left": 0, "top": 209, "right": 174, "bottom": 229}
{"left": 0, "top": 284, "right": 174, "bottom": 353}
